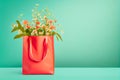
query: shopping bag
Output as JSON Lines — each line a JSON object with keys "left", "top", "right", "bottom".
{"left": 22, "top": 36, "right": 54, "bottom": 74}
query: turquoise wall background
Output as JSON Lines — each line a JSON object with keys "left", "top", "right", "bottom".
{"left": 0, "top": 0, "right": 120, "bottom": 67}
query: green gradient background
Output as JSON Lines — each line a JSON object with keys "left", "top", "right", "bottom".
{"left": 0, "top": 0, "right": 120, "bottom": 67}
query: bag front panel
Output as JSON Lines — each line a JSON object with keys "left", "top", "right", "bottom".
{"left": 22, "top": 36, "right": 54, "bottom": 74}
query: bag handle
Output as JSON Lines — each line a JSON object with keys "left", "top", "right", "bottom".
{"left": 28, "top": 37, "right": 48, "bottom": 62}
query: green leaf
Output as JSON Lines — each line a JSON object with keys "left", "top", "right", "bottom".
{"left": 43, "top": 28, "right": 46, "bottom": 35}
{"left": 56, "top": 35, "right": 59, "bottom": 41}
{"left": 56, "top": 32, "right": 63, "bottom": 41}
{"left": 51, "top": 31, "right": 55, "bottom": 35}
{"left": 16, "top": 20, "right": 22, "bottom": 27}
{"left": 54, "top": 32, "right": 62, "bottom": 41}
{"left": 46, "top": 23, "right": 49, "bottom": 26}
{"left": 16, "top": 20, "right": 24, "bottom": 32}
{"left": 11, "top": 26, "right": 19, "bottom": 32}
{"left": 51, "top": 31, "right": 62, "bottom": 41}
{"left": 14, "top": 33, "right": 25, "bottom": 39}
{"left": 38, "top": 28, "right": 44, "bottom": 32}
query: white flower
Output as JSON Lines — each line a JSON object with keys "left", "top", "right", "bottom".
{"left": 31, "top": 32, "right": 34, "bottom": 36}
{"left": 31, "top": 30, "right": 37, "bottom": 35}
{"left": 12, "top": 24, "right": 16, "bottom": 27}
{"left": 35, "top": 4, "right": 39, "bottom": 7}
{"left": 39, "top": 32, "right": 43, "bottom": 35}
{"left": 32, "top": 9, "right": 34, "bottom": 12}
{"left": 61, "top": 30, "right": 64, "bottom": 34}
{"left": 42, "top": 9, "right": 44, "bottom": 11}
{"left": 44, "top": 16, "right": 47, "bottom": 19}
{"left": 20, "top": 14, "right": 23, "bottom": 16}
{"left": 18, "top": 30, "right": 22, "bottom": 33}
{"left": 32, "top": 17, "right": 38, "bottom": 21}
{"left": 46, "top": 32, "right": 49, "bottom": 35}
{"left": 37, "top": 13, "right": 40, "bottom": 16}
{"left": 32, "top": 14, "right": 35, "bottom": 17}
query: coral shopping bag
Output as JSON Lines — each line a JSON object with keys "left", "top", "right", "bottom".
{"left": 22, "top": 36, "right": 54, "bottom": 74}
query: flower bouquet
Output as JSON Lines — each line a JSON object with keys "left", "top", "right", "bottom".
{"left": 11, "top": 4, "right": 63, "bottom": 74}
{"left": 11, "top": 4, "right": 62, "bottom": 40}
